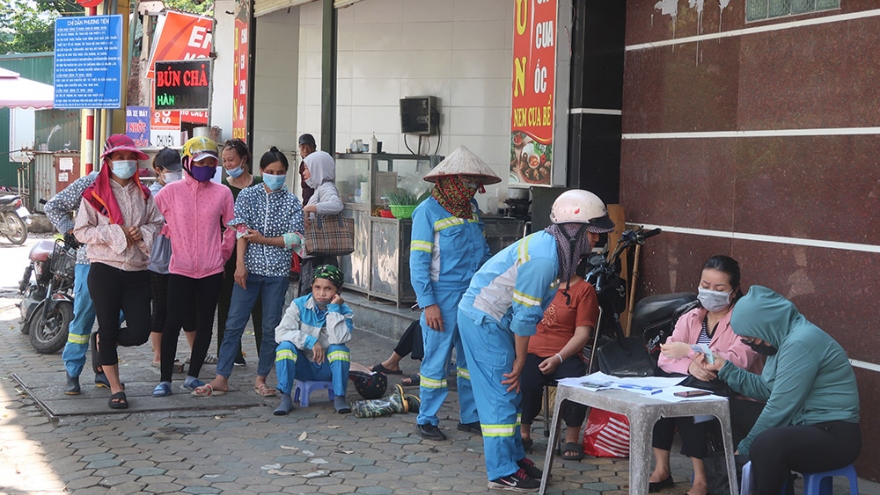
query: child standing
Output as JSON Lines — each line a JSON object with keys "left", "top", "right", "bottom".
{"left": 274, "top": 265, "right": 353, "bottom": 415}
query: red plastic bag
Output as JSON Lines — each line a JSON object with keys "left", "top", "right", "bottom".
{"left": 291, "top": 254, "right": 301, "bottom": 274}
{"left": 582, "top": 408, "right": 630, "bottom": 458}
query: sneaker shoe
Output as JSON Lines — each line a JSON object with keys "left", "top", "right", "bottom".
{"left": 234, "top": 353, "right": 247, "bottom": 367}
{"left": 64, "top": 373, "right": 81, "bottom": 395}
{"left": 415, "top": 423, "right": 447, "bottom": 441}
{"left": 457, "top": 421, "right": 482, "bottom": 436}
{"left": 186, "top": 354, "right": 218, "bottom": 365}
{"left": 516, "top": 458, "right": 543, "bottom": 480}
{"left": 488, "top": 468, "right": 539, "bottom": 492}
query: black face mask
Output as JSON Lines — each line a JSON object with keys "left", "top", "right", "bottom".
{"left": 744, "top": 340, "right": 778, "bottom": 356}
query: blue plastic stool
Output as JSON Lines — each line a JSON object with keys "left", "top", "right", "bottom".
{"left": 801, "top": 464, "right": 859, "bottom": 495}
{"left": 740, "top": 461, "right": 858, "bottom": 495}
{"left": 293, "top": 380, "right": 335, "bottom": 407}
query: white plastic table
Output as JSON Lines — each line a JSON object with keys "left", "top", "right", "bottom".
{"left": 539, "top": 385, "right": 739, "bottom": 495}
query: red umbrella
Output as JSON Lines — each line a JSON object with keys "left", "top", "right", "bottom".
{"left": 0, "top": 67, "right": 54, "bottom": 109}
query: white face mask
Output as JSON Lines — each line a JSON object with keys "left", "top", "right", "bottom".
{"left": 697, "top": 287, "right": 732, "bottom": 312}
{"left": 164, "top": 171, "right": 183, "bottom": 183}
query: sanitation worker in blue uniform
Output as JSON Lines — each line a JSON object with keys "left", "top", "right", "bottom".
{"left": 411, "top": 146, "right": 501, "bottom": 441}
{"left": 458, "top": 189, "right": 615, "bottom": 492}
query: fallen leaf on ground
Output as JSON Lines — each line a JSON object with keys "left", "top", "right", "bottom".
{"left": 327, "top": 425, "right": 340, "bottom": 429}
{"left": 266, "top": 469, "right": 297, "bottom": 476}
{"left": 310, "top": 458, "right": 327, "bottom": 464}
{"left": 301, "top": 470, "right": 327, "bottom": 478}
{"left": 335, "top": 449, "right": 354, "bottom": 454}
{"left": 261, "top": 464, "right": 282, "bottom": 470}
{"left": 298, "top": 431, "right": 307, "bottom": 441}
{"left": 301, "top": 450, "right": 315, "bottom": 457}
{"left": 280, "top": 445, "right": 298, "bottom": 450}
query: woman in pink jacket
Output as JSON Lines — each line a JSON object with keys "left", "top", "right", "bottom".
{"left": 648, "top": 255, "right": 764, "bottom": 495}
{"left": 151, "top": 137, "right": 235, "bottom": 397}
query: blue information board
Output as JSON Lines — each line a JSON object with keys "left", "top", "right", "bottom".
{"left": 53, "top": 15, "right": 123, "bottom": 109}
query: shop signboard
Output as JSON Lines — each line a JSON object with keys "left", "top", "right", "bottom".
{"left": 181, "top": 110, "right": 209, "bottom": 124}
{"left": 125, "top": 106, "right": 151, "bottom": 148}
{"left": 145, "top": 11, "right": 213, "bottom": 79}
{"left": 154, "top": 60, "right": 211, "bottom": 111}
{"left": 232, "top": 0, "right": 250, "bottom": 140}
{"left": 509, "top": 0, "right": 556, "bottom": 186}
{"left": 53, "top": 15, "right": 123, "bottom": 109}
{"left": 150, "top": 109, "right": 181, "bottom": 147}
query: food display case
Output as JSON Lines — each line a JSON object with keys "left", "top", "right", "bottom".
{"left": 335, "top": 152, "right": 528, "bottom": 306}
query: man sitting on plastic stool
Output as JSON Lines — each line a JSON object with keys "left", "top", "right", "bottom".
{"left": 274, "top": 264, "right": 353, "bottom": 415}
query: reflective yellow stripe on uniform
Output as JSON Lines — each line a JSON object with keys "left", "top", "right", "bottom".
{"left": 434, "top": 216, "right": 465, "bottom": 231}
{"left": 513, "top": 289, "right": 542, "bottom": 307}
{"left": 419, "top": 374, "right": 447, "bottom": 389}
{"left": 327, "top": 350, "right": 350, "bottom": 363}
{"left": 276, "top": 349, "right": 296, "bottom": 363}
{"left": 517, "top": 235, "right": 532, "bottom": 264}
{"left": 481, "top": 422, "right": 518, "bottom": 437}
{"left": 67, "top": 333, "right": 89, "bottom": 345}
{"left": 456, "top": 367, "right": 470, "bottom": 380}
{"left": 411, "top": 240, "right": 433, "bottom": 253}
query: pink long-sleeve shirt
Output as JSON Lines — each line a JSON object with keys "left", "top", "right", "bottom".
{"left": 154, "top": 172, "right": 235, "bottom": 278}
{"left": 658, "top": 306, "right": 764, "bottom": 376}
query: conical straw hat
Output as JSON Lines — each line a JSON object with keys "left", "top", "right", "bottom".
{"left": 423, "top": 146, "right": 502, "bottom": 185}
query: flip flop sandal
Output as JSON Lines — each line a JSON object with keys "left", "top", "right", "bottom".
{"left": 191, "top": 384, "right": 226, "bottom": 397}
{"left": 559, "top": 441, "right": 584, "bottom": 461}
{"left": 108, "top": 392, "right": 128, "bottom": 409}
{"left": 254, "top": 383, "right": 277, "bottom": 397}
{"left": 371, "top": 363, "right": 403, "bottom": 375}
{"left": 401, "top": 374, "right": 420, "bottom": 387}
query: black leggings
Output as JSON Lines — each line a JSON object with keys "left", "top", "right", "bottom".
{"left": 88, "top": 263, "right": 151, "bottom": 366}
{"left": 750, "top": 421, "right": 861, "bottom": 495}
{"left": 161, "top": 273, "right": 223, "bottom": 381}
{"left": 654, "top": 397, "right": 765, "bottom": 459}
{"left": 395, "top": 319, "right": 424, "bottom": 361}
{"left": 151, "top": 272, "right": 195, "bottom": 335}
{"left": 520, "top": 353, "right": 588, "bottom": 427}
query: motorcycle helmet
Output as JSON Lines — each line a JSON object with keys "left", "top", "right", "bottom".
{"left": 181, "top": 136, "right": 220, "bottom": 166}
{"left": 550, "top": 189, "right": 615, "bottom": 233}
{"left": 350, "top": 371, "right": 387, "bottom": 400}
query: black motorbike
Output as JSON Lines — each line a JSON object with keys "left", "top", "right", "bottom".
{"left": 18, "top": 235, "right": 78, "bottom": 354}
{"left": 0, "top": 193, "right": 30, "bottom": 245}
{"left": 583, "top": 227, "right": 698, "bottom": 372}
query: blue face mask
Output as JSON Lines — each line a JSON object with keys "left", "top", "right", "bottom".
{"left": 111, "top": 160, "right": 137, "bottom": 180}
{"left": 226, "top": 165, "right": 244, "bottom": 179}
{"left": 264, "top": 173, "right": 287, "bottom": 191}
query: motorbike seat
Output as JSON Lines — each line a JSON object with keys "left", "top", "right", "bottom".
{"left": 28, "top": 240, "right": 55, "bottom": 262}
{"left": 631, "top": 292, "right": 697, "bottom": 333}
{"left": 0, "top": 195, "right": 20, "bottom": 205}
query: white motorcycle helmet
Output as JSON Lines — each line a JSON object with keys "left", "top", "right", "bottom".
{"left": 550, "top": 189, "right": 615, "bottom": 233}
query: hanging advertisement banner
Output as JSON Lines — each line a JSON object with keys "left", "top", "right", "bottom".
{"left": 150, "top": 109, "right": 181, "bottom": 147}
{"left": 145, "top": 11, "right": 213, "bottom": 79}
{"left": 232, "top": 0, "right": 250, "bottom": 140}
{"left": 509, "top": 0, "right": 556, "bottom": 186}
{"left": 125, "top": 106, "right": 151, "bottom": 147}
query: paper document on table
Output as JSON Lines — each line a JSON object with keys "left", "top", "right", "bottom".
{"left": 561, "top": 372, "right": 686, "bottom": 393}
{"left": 556, "top": 375, "right": 613, "bottom": 391}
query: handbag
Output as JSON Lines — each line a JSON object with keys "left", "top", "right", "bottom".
{"left": 304, "top": 215, "right": 355, "bottom": 256}
{"left": 596, "top": 335, "right": 656, "bottom": 377}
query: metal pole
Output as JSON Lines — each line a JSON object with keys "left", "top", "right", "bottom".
{"left": 320, "top": 0, "right": 337, "bottom": 154}
{"left": 245, "top": 0, "right": 257, "bottom": 152}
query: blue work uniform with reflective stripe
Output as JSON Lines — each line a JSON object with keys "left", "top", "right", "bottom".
{"left": 457, "top": 231, "right": 560, "bottom": 481}
{"left": 410, "top": 197, "right": 490, "bottom": 428}
{"left": 274, "top": 295, "right": 353, "bottom": 397}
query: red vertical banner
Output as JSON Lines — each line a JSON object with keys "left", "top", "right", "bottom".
{"left": 232, "top": 0, "right": 250, "bottom": 141}
{"left": 510, "top": 0, "right": 557, "bottom": 186}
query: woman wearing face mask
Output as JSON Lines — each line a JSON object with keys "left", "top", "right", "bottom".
{"left": 147, "top": 147, "right": 198, "bottom": 370}
{"left": 194, "top": 146, "right": 304, "bottom": 397}
{"left": 73, "top": 134, "right": 164, "bottom": 410}
{"left": 699, "top": 286, "right": 860, "bottom": 495}
{"left": 151, "top": 137, "right": 236, "bottom": 397}
{"left": 218, "top": 139, "right": 263, "bottom": 367}
{"left": 298, "top": 150, "right": 343, "bottom": 295}
{"left": 650, "top": 255, "right": 764, "bottom": 495}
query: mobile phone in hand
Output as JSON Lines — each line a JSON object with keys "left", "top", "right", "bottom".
{"left": 674, "top": 390, "right": 712, "bottom": 398}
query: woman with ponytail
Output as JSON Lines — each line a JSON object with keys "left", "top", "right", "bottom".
{"left": 195, "top": 146, "right": 304, "bottom": 398}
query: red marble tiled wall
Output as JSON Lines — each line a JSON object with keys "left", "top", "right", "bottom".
{"left": 622, "top": 0, "right": 880, "bottom": 481}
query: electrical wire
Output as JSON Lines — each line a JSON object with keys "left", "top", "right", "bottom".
{"left": 433, "top": 131, "right": 441, "bottom": 155}
{"left": 404, "top": 134, "right": 415, "bottom": 155}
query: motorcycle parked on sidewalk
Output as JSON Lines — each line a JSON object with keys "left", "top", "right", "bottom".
{"left": 18, "top": 235, "right": 78, "bottom": 353}
{"left": 0, "top": 193, "right": 31, "bottom": 245}
{"left": 583, "top": 227, "right": 698, "bottom": 373}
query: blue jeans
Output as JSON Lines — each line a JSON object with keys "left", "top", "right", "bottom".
{"left": 62, "top": 264, "right": 95, "bottom": 378}
{"left": 216, "top": 274, "right": 288, "bottom": 379}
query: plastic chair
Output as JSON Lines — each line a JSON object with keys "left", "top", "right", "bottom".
{"left": 292, "top": 380, "right": 335, "bottom": 407}
{"left": 740, "top": 461, "right": 858, "bottom": 495}
{"left": 802, "top": 464, "right": 859, "bottom": 495}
